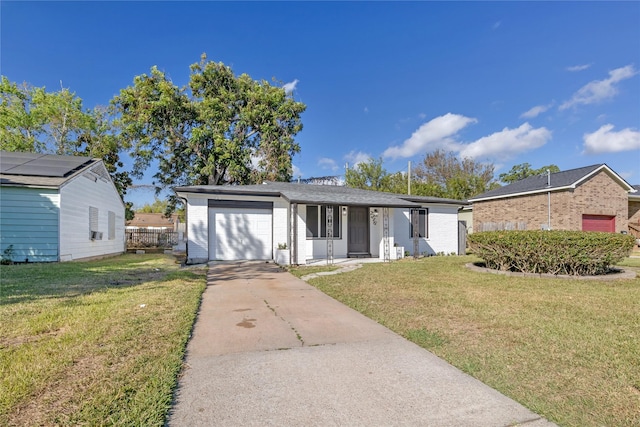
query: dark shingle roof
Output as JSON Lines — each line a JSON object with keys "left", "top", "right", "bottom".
{"left": 468, "top": 164, "right": 634, "bottom": 202}
{"left": 175, "top": 181, "right": 465, "bottom": 207}
{"left": 0, "top": 151, "right": 99, "bottom": 187}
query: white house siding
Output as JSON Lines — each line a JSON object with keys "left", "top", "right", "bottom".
{"left": 186, "top": 196, "right": 209, "bottom": 263}
{"left": 0, "top": 186, "right": 60, "bottom": 262}
{"left": 393, "top": 205, "right": 459, "bottom": 256}
{"left": 59, "top": 170, "right": 125, "bottom": 261}
{"left": 294, "top": 204, "right": 307, "bottom": 264}
{"left": 272, "top": 200, "right": 289, "bottom": 252}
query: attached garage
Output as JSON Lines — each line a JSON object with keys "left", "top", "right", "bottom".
{"left": 582, "top": 214, "right": 615, "bottom": 233}
{"left": 208, "top": 200, "right": 273, "bottom": 261}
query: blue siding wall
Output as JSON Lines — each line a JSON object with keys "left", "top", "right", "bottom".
{"left": 0, "top": 187, "right": 60, "bottom": 262}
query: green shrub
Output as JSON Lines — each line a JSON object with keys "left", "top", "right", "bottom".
{"left": 468, "top": 230, "right": 634, "bottom": 276}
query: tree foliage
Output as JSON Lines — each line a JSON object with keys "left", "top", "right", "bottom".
{"left": 112, "top": 54, "right": 306, "bottom": 211}
{"left": 499, "top": 162, "right": 560, "bottom": 184}
{"left": 0, "top": 76, "right": 133, "bottom": 219}
{"left": 344, "top": 157, "right": 391, "bottom": 191}
{"left": 344, "top": 151, "right": 497, "bottom": 200}
{"left": 412, "top": 149, "right": 499, "bottom": 200}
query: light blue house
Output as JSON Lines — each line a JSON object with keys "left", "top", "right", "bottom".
{"left": 0, "top": 151, "right": 126, "bottom": 262}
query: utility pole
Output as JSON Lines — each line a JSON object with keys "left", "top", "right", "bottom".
{"left": 408, "top": 161, "right": 411, "bottom": 195}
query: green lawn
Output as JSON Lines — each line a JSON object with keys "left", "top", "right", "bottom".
{"left": 0, "top": 254, "right": 206, "bottom": 426}
{"left": 294, "top": 256, "right": 640, "bottom": 427}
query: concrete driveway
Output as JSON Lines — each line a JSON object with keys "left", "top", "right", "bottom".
{"left": 168, "top": 261, "right": 556, "bottom": 426}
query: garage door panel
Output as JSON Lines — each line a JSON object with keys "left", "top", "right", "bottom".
{"left": 208, "top": 208, "right": 272, "bottom": 260}
{"left": 582, "top": 215, "right": 615, "bottom": 233}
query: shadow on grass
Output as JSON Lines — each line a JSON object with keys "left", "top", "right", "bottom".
{"left": 0, "top": 254, "right": 189, "bottom": 306}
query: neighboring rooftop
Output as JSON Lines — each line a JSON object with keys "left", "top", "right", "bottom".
{"left": 469, "top": 164, "right": 635, "bottom": 202}
{"left": 175, "top": 181, "right": 465, "bottom": 207}
{"left": 126, "top": 212, "right": 179, "bottom": 228}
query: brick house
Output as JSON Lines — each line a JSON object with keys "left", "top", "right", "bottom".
{"left": 629, "top": 185, "right": 640, "bottom": 240}
{"left": 468, "top": 164, "right": 636, "bottom": 234}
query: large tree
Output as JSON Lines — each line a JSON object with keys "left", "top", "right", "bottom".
{"left": 112, "top": 54, "right": 306, "bottom": 210}
{"left": 412, "top": 149, "right": 499, "bottom": 200}
{"left": 499, "top": 162, "right": 560, "bottom": 184}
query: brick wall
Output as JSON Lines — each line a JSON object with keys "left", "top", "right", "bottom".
{"left": 474, "top": 170, "right": 629, "bottom": 233}
{"left": 629, "top": 200, "right": 640, "bottom": 224}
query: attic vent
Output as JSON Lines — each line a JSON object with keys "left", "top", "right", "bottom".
{"left": 89, "top": 163, "right": 110, "bottom": 182}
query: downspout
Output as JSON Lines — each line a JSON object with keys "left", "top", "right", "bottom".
{"left": 178, "top": 196, "right": 189, "bottom": 263}
{"left": 547, "top": 169, "right": 551, "bottom": 230}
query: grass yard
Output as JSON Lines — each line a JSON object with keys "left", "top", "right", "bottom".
{"left": 0, "top": 254, "right": 207, "bottom": 426}
{"left": 293, "top": 256, "right": 640, "bottom": 427}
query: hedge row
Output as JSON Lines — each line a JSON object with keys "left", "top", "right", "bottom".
{"left": 468, "top": 230, "right": 634, "bottom": 276}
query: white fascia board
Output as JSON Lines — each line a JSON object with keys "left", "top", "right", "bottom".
{"left": 468, "top": 186, "right": 572, "bottom": 203}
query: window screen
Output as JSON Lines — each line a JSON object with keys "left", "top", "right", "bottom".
{"left": 410, "top": 208, "right": 428, "bottom": 238}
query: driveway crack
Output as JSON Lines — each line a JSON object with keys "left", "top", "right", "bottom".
{"left": 263, "top": 299, "right": 305, "bottom": 346}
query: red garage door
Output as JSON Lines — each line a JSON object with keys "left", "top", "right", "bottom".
{"left": 582, "top": 215, "right": 615, "bottom": 232}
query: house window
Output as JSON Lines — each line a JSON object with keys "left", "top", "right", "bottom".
{"left": 409, "top": 208, "right": 428, "bottom": 238}
{"left": 89, "top": 206, "right": 101, "bottom": 240}
{"left": 306, "top": 205, "right": 341, "bottom": 238}
{"left": 108, "top": 211, "right": 116, "bottom": 240}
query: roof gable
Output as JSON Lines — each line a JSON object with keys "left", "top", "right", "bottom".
{"left": 469, "top": 164, "right": 635, "bottom": 202}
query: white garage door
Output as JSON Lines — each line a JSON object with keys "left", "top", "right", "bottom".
{"left": 208, "top": 207, "right": 273, "bottom": 260}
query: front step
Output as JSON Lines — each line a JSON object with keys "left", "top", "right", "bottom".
{"left": 348, "top": 252, "right": 371, "bottom": 258}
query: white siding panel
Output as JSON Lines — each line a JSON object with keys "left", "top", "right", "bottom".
{"left": 272, "top": 200, "right": 289, "bottom": 253}
{"left": 393, "top": 205, "right": 459, "bottom": 256}
{"left": 0, "top": 187, "right": 60, "bottom": 262}
{"left": 59, "top": 167, "right": 125, "bottom": 261}
{"left": 186, "top": 197, "right": 209, "bottom": 263}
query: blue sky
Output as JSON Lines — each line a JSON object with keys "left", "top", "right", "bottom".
{"left": 2, "top": 1, "right": 639, "bottom": 207}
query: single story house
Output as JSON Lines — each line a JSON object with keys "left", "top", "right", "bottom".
{"left": 175, "top": 182, "right": 465, "bottom": 265}
{"left": 468, "top": 164, "right": 636, "bottom": 234}
{"left": 0, "top": 151, "right": 126, "bottom": 262}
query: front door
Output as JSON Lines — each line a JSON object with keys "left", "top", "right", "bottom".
{"left": 348, "top": 206, "right": 369, "bottom": 256}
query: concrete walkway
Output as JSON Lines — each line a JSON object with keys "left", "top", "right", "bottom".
{"left": 168, "top": 261, "right": 556, "bottom": 426}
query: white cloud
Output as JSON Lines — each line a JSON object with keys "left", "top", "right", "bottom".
{"left": 292, "top": 163, "right": 302, "bottom": 178}
{"left": 282, "top": 79, "right": 299, "bottom": 94}
{"left": 459, "top": 123, "right": 552, "bottom": 160}
{"left": 582, "top": 124, "right": 640, "bottom": 154}
{"left": 559, "top": 65, "right": 638, "bottom": 110}
{"left": 520, "top": 103, "right": 553, "bottom": 119}
{"left": 318, "top": 157, "right": 338, "bottom": 171}
{"left": 344, "top": 150, "right": 371, "bottom": 167}
{"left": 492, "top": 21, "right": 501, "bottom": 30}
{"left": 566, "top": 64, "right": 592, "bottom": 72}
{"left": 383, "top": 113, "right": 477, "bottom": 159}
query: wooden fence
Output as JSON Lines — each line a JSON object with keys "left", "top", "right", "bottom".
{"left": 126, "top": 229, "right": 178, "bottom": 248}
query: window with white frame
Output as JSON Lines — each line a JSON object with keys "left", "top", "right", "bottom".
{"left": 409, "top": 208, "right": 428, "bottom": 238}
{"left": 306, "top": 205, "right": 341, "bottom": 238}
